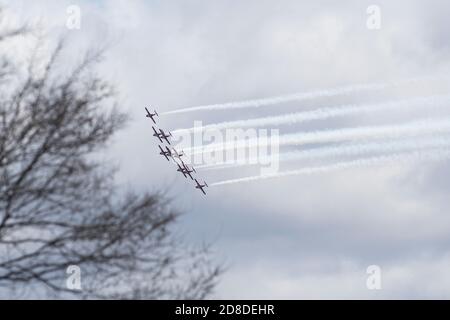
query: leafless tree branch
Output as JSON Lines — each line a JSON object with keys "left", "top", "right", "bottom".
{"left": 0, "top": 18, "right": 221, "bottom": 299}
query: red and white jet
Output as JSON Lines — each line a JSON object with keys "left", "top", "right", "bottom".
{"left": 194, "top": 179, "right": 208, "bottom": 195}
{"left": 169, "top": 147, "right": 185, "bottom": 161}
{"left": 145, "top": 107, "right": 158, "bottom": 124}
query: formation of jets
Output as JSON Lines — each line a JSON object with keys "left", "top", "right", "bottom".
{"left": 177, "top": 162, "right": 196, "bottom": 180}
{"left": 145, "top": 107, "right": 208, "bottom": 195}
{"left": 152, "top": 126, "right": 172, "bottom": 144}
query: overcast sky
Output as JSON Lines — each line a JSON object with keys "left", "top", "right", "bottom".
{"left": 4, "top": 0, "right": 450, "bottom": 298}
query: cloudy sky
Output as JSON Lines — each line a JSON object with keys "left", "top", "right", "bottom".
{"left": 4, "top": 0, "right": 450, "bottom": 298}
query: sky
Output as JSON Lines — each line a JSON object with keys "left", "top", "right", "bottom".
{"left": 3, "top": 0, "right": 450, "bottom": 299}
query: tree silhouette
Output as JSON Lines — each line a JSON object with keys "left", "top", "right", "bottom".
{"left": 0, "top": 22, "right": 220, "bottom": 299}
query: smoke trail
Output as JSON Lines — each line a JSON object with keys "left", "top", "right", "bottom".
{"left": 198, "top": 135, "right": 450, "bottom": 170}
{"left": 172, "top": 94, "right": 450, "bottom": 135}
{"left": 164, "top": 75, "right": 448, "bottom": 115}
{"left": 185, "top": 118, "right": 450, "bottom": 156}
{"left": 210, "top": 148, "right": 450, "bottom": 186}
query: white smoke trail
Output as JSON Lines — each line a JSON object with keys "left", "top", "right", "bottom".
{"left": 172, "top": 94, "right": 450, "bottom": 135}
{"left": 185, "top": 118, "right": 450, "bottom": 156}
{"left": 164, "top": 75, "right": 448, "bottom": 115}
{"left": 210, "top": 148, "right": 450, "bottom": 186}
{"left": 198, "top": 135, "right": 450, "bottom": 170}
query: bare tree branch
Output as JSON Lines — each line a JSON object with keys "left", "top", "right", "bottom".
{"left": 0, "top": 17, "right": 221, "bottom": 299}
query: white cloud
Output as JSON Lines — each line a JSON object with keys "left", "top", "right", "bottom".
{"left": 4, "top": 0, "right": 450, "bottom": 299}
